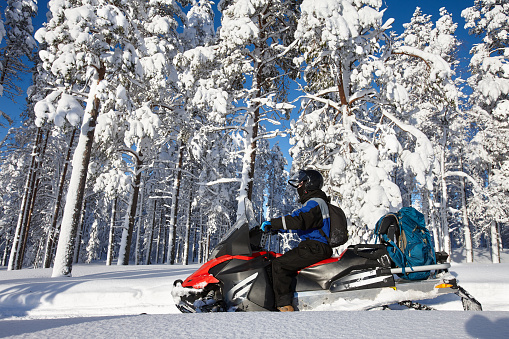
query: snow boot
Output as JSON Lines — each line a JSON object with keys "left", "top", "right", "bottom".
{"left": 277, "top": 305, "right": 294, "bottom": 312}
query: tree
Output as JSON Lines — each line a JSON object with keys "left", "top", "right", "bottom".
{"left": 0, "top": 0, "right": 37, "bottom": 126}
{"left": 289, "top": 0, "right": 453, "bottom": 246}
{"left": 210, "top": 0, "right": 298, "bottom": 220}
{"left": 392, "top": 7, "right": 465, "bottom": 258}
{"left": 462, "top": 0, "right": 509, "bottom": 263}
{"left": 34, "top": 0, "right": 150, "bottom": 275}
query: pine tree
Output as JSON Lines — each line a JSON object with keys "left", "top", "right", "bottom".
{"left": 393, "top": 7, "right": 465, "bottom": 258}
{"left": 462, "top": 0, "right": 509, "bottom": 263}
{"left": 211, "top": 0, "right": 298, "bottom": 220}
{"left": 290, "top": 0, "right": 454, "bottom": 245}
{"left": 35, "top": 0, "right": 187, "bottom": 275}
{"left": 0, "top": 0, "right": 38, "bottom": 127}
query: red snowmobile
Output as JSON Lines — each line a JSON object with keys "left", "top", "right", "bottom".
{"left": 172, "top": 218, "right": 482, "bottom": 312}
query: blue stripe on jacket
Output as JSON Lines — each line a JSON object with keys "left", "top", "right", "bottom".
{"left": 282, "top": 199, "right": 330, "bottom": 244}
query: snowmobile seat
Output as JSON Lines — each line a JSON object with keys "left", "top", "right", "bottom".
{"left": 295, "top": 244, "right": 391, "bottom": 291}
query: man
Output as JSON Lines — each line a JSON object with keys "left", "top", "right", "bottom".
{"left": 261, "top": 169, "right": 333, "bottom": 312}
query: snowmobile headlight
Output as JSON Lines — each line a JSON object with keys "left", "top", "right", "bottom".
{"left": 435, "top": 283, "right": 454, "bottom": 289}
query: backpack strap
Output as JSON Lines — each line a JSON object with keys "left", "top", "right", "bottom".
{"left": 308, "top": 198, "right": 331, "bottom": 243}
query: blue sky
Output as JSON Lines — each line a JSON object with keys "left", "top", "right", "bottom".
{"left": 0, "top": 1, "right": 479, "bottom": 153}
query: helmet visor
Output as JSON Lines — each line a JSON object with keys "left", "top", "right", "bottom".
{"left": 288, "top": 170, "right": 307, "bottom": 188}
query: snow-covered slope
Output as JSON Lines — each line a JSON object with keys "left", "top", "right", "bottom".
{"left": 1, "top": 249, "right": 508, "bottom": 338}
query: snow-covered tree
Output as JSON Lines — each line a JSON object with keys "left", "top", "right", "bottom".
{"left": 208, "top": 0, "right": 297, "bottom": 220}
{"left": 0, "top": 0, "right": 38, "bottom": 126}
{"left": 33, "top": 0, "right": 190, "bottom": 275}
{"left": 389, "top": 7, "right": 465, "bottom": 258}
{"left": 462, "top": 0, "right": 509, "bottom": 263}
{"left": 290, "top": 0, "right": 454, "bottom": 246}
{"left": 0, "top": 126, "right": 38, "bottom": 267}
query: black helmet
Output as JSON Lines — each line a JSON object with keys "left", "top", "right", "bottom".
{"left": 288, "top": 169, "right": 323, "bottom": 191}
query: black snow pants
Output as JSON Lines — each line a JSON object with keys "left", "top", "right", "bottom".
{"left": 272, "top": 239, "right": 333, "bottom": 308}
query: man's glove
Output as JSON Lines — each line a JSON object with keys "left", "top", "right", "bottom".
{"left": 261, "top": 221, "right": 271, "bottom": 232}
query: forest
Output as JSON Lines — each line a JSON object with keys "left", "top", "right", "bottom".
{"left": 0, "top": 0, "right": 507, "bottom": 277}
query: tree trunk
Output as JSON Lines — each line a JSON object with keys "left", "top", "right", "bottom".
{"left": 2, "top": 232, "right": 12, "bottom": 266}
{"left": 44, "top": 128, "right": 77, "bottom": 268}
{"left": 236, "top": 48, "right": 263, "bottom": 221}
{"left": 167, "top": 142, "right": 184, "bottom": 265}
{"left": 491, "top": 220, "right": 500, "bottom": 264}
{"left": 117, "top": 205, "right": 130, "bottom": 265}
{"left": 144, "top": 199, "right": 157, "bottom": 265}
{"left": 8, "top": 127, "right": 43, "bottom": 270}
{"left": 18, "top": 129, "right": 50, "bottom": 269}
{"left": 155, "top": 208, "right": 163, "bottom": 264}
{"left": 198, "top": 210, "right": 204, "bottom": 263}
{"left": 460, "top": 176, "right": 473, "bottom": 263}
{"left": 183, "top": 190, "right": 193, "bottom": 265}
{"left": 52, "top": 65, "right": 105, "bottom": 277}
{"left": 439, "top": 134, "right": 451, "bottom": 256}
{"left": 118, "top": 154, "right": 143, "bottom": 265}
{"left": 74, "top": 198, "right": 88, "bottom": 264}
{"left": 162, "top": 218, "right": 168, "bottom": 263}
{"left": 135, "top": 175, "right": 145, "bottom": 265}
{"left": 106, "top": 197, "right": 118, "bottom": 266}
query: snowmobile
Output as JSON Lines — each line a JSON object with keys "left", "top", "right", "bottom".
{"left": 172, "top": 217, "right": 482, "bottom": 312}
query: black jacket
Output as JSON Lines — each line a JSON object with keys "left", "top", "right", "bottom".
{"left": 270, "top": 190, "right": 331, "bottom": 244}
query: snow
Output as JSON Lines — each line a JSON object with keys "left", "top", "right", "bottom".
{"left": 1, "top": 250, "right": 508, "bottom": 338}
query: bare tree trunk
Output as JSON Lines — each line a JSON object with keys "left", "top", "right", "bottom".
{"left": 439, "top": 135, "right": 451, "bottom": 256}
{"left": 74, "top": 198, "right": 88, "bottom": 264}
{"left": 460, "top": 176, "right": 473, "bottom": 263}
{"left": 236, "top": 108, "right": 259, "bottom": 221}
{"left": 2, "top": 231, "right": 12, "bottom": 266}
{"left": 135, "top": 175, "right": 145, "bottom": 265}
{"left": 497, "top": 222, "right": 503, "bottom": 255}
{"left": 144, "top": 199, "right": 157, "bottom": 265}
{"left": 155, "top": 208, "right": 163, "bottom": 264}
{"left": 236, "top": 52, "right": 263, "bottom": 221}
{"left": 167, "top": 142, "right": 184, "bottom": 265}
{"left": 106, "top": 197, "right": 118, "bottom": 266}
{"left": 491, "top": 220, "right": 501, "bottom": 263}
{"left": 162, "top": 218, "right": 168, "bottom": 263}
{"left": 183, "top": 189, "right": 193, "bottom": 265}
{"left": 44, "top": 128, "right": 77, "bottom": 268}
{"left": 18, "top": 129, "right": 50, "bottom": 269}
{"left": 8, "top": 127, "right": 43, "bottom": 270}
{"left": 119, "top": 153, "right": 143, "bottom": 265}
{"left": 52, "top": 65, "right": 105, "bottom": 277}
{"left": 198, "top": 210, "right": 204, "bottom": 263}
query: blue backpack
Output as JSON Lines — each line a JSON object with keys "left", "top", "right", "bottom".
{"left": 374, "top": 207, "right": 436, "bottom": 280}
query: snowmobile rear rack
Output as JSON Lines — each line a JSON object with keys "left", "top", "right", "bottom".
{"left": 381, "top": 263, "right": 451, "bottom": 275}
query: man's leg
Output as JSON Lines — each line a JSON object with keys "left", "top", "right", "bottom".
{"left": 272, "top": 240, "right": 332, "bottom": 310}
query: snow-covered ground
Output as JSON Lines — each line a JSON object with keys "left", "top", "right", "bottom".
{"left": 1, "top": 249, "right": 508, "bottom": 338}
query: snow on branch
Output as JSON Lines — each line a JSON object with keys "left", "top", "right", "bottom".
{"left": 393, "top": 46, "right": 452, "bottom": 81}
{"left": 202, "top": 178, "right": 241, "bottom": 186}
{"left": 382, "top": 110, "right": 434, "bottom": 189}
{"left": 444, "top": 171, "right": 481, "bottom": 193}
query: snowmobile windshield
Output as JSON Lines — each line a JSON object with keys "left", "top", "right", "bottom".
{"left": 209, "top": 220, "right": 252, "bottom": 260}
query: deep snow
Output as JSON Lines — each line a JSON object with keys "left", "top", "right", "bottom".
{"left": 0, "top": 249, "right": 508, "bottom": 338}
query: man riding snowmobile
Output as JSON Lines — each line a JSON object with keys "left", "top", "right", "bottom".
{"left": 172, "top": 172, "right": 482, "bottom": 313}
{"left": 261, "top": 169, "right": 346, "bottom": 312}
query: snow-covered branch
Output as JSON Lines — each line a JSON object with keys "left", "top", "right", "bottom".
{"left": 393, "top": 46, "right": 452, "bottom": 81}
{"left": 201, "top": 177, "right": 242, "bottom": 186}
{"left": 444, "top": 171, "right": 481, "bottom": 192}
